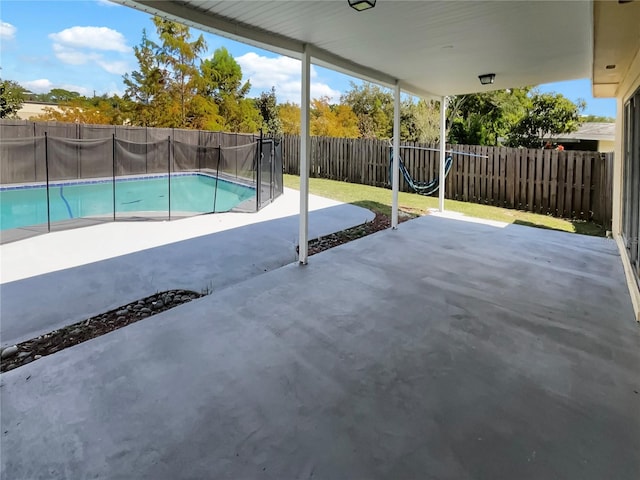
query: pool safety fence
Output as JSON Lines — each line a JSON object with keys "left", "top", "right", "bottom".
{"left": 0, "top": 131, "right": 283, "bottom": 243}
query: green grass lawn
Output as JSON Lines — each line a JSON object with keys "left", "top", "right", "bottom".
{"left": 283, "top": 174, "right": 606, "bottom": 237}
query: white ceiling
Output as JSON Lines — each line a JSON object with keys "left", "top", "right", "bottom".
{"left": 115, "top": 0, "right": 594, "bottom": 98}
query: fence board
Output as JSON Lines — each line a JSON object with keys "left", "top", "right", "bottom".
{"left": 582, "top": 153, "right": 593, "bottom": 219}
{"left": 574, "top": 152, "right": 584, "bottom": 218}
{"left": 499, "top": 147, "right": 507, "bottom": 206}
{"left": 565, "top": 152, "right": 575, "bottom": 217}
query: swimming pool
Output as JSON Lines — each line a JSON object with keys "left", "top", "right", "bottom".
{"left": 0, "top": 173, "right": 255, "bottom": 231}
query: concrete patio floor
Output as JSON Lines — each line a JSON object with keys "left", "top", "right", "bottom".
{"left": 1, "top": 215, "right": 639, "bottom": 479}
{"left": 0, "top": 188, "right": 373, "bottom": 346}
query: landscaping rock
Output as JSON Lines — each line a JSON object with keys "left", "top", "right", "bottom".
{"left": 116, "top": 309, "right": 128, "bottom": 316}
{"left": 1, "top": 346, "right": 18, "bottom": 359}
{"left": 141, "top": 307, "right": 152, "bottom": 314}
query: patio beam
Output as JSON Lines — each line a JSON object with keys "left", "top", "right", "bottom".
{"left": 439, "top": 96, "right": 447, "bottom": 212}
{"left": 391, "top": 82, "right": 401, "bottom": 229}
{"left": 299, "top": 45, "right": 311, "bottom": 265}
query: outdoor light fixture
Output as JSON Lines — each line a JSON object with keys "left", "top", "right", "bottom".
{"left": 479, "top": 73, "right": 496, "bottom": 85}
{"left": 349, "top": 0, "right": 376, "bottom": 12}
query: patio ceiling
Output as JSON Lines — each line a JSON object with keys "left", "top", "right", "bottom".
{"left": 592, "top": 0, "right": 640, "bottom": 97}
{"left": 114, "top": 0, "right": 594, "bottom": 98}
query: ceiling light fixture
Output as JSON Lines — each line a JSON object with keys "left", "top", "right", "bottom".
{"left": 479, "top": 73, "right": 496, "bottom": 85}
{"left": 349, "top": 0, "right": 376, "bottom": 12}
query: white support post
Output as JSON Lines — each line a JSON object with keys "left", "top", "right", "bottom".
{"left": 299, "top": 45, "right": 311, "bottom": 264}
{"left": 439, "top": 95, "right": 447, "bottom": 212}
{"left": 391, "top": 81, "right": 401, "bottom": 229}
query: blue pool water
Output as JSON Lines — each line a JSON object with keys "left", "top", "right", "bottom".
{"left": 0, "top": 174, "right": 255, "bottom": 231}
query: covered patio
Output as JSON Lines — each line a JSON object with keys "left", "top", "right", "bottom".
{"left": 1, "top": 214, "right": 638, "bottom": 478}
{"left": 2, "top": 1, "right": 639, "bottom": 478}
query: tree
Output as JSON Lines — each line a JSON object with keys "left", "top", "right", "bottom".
{"left": 255, "top": 87, "right": 282, "bottom": 137}
{"left": 123, "top": 29, "right": 173, "bottom": 126}
{"left": 278, "top": 102, "right": 300, "bottom": 135}
{"left": 310, "top": 97, "right": 359, "bottom": 138}
{"left": 341, "top": 82, "right": 394, "bottom": 139}
{"left": 199, "top": 47, "right": 260, "bottom": 132}
{"left": 153, "top": 17, "right": 208, "bottom": 128}
{"left": 447, "top": 88, "right": 531, "bottom": 145}
{"left": 0, "top": 79, "right": 25, "bottom": 118}
{"left": 47, "top": 89, "right": 82, "bottom": 103}
{"left": 124, "top": 20, "right": 221, "bottom": 129}
{"left": 400, "top": 99, "right": 440, "bottom": 143}
{"left": 507, "top": 92, "right": 585, "bottom": 148}
{"left": 581, "top": 114, "right": 615, "bottom": 123}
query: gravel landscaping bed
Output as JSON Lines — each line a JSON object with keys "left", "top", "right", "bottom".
{"left": 0, "top": 290, "right": 203, "bottom": 373}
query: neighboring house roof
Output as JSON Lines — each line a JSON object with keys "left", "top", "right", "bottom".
{"left": 554, "top": 123, "right": 615, "bottom": 142}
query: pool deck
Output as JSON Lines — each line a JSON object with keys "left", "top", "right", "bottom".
{"left": 1, "top": 214, "right": 638, "bottom": 479}
{"left": 0, "top": 187, "right": 374, "bottom": 346}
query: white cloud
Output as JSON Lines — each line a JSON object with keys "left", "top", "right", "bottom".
{"left": 236, "top": 52, "right": 341, "bottom": 104}
{"left": 22, "top": 79, "right": 54, "bottom": 93}
{"left": 48, "top": 26, "right": 132, "bottom": 75}
{"left": 21, "top": 79, "right": 90, "bottom": 96}
{"left": 0, "top": 21, "right": 16, "bottom": 40}
{"left": 52, "top": 44, "right": 101, "bottom": 65}
{"left": 49, "top": 26, "right": 130, "bottom": 53}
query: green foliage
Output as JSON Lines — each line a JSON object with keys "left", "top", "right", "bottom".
{"left": 123, "top": 19, "right": 227, "bottom": 129}
{"left": 26, "top": 88, "right": 82, "bottom": 104}
{"left": 507, "top": 92, "right": 585, "bottom": 148}
{"left": 256, "top": 87, "right": 282, "bottom": 137}
{"left": 123, "top": 30, "right": 172, "bottom": 126}
{"left": 580, "top": 114, "right": 615, "bottom": 123}
{"left": 199, "top": 47, "right": 260, "bottom": 133}
{"left": 200, "top": 47, "right": 250, "bottom": 100}
{"left": 400, "top": 99, "right": 441, "bottom": 143}
{"left": 341, "top": 82, "right": 394, "bottom": 139}
{"left": 447, "top": 88, "right": 531, "bottom": 145}
{"left": 0, "top": 79, "right": 25, "bottom": 118}
{"left": 152, "top": 17, "right": 208, "bottom": 128}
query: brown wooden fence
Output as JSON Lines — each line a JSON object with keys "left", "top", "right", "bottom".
{"left": 282, "top": 135, "right": 614, "bottom": 227}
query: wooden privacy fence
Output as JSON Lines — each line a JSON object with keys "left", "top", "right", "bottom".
{"left": 282, "top": 135, "right": 614, "bottom": 227}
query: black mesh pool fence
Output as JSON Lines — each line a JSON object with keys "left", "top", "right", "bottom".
{"left": 0, "top": 130, "right": 283, "bottom": 244}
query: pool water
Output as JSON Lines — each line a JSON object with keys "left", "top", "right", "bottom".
{"left": 0, "top": 174, "right": 255, "bottom": 231}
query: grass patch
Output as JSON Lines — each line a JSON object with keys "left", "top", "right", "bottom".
{"left": 284, "top": 174, "right": 606, "bottom": 237}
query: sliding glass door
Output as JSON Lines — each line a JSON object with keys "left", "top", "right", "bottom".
{"left": 622, "top": 87, "right": 640, "bottom": 282}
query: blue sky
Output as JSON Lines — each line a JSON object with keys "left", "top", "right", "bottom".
{"left": 1, "top": 0, "right": 616, "bottom": 118}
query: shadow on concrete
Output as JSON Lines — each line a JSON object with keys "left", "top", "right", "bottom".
{"left": 0, "top": 203, "right": 373, "bottom": 346}
{"left": 513, "top": 218, "right": 606, "bottom": 237}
